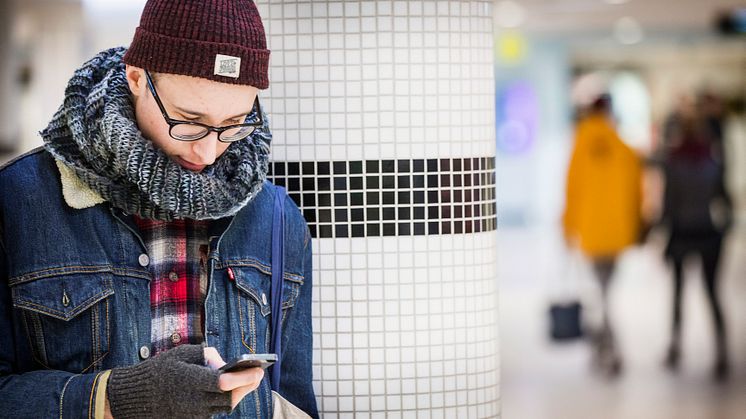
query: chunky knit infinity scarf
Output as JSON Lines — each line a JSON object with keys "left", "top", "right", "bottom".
{"left": 41, "top": 47, "right": 270, "bottom": 221}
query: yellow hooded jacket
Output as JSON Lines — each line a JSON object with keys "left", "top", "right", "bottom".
{"left": 563, "top": 113, "right": 643, "bottom": 258}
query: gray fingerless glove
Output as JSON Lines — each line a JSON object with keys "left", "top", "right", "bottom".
{"left": 107, "top": 344, "right": 232, "bottom": 419}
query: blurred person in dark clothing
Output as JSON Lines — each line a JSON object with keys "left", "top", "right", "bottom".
{"left": 563, "top": 94, "right": 644, "bottom": 377}
{"left": 660, "top": 94, "right": 732, "bottom": 381}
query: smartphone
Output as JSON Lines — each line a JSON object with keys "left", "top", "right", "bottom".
{"left": 218, "top": 353, "right": 277, "bottom": 373}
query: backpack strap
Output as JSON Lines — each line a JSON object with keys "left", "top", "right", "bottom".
{"left": 270, "top": 186, "right": 286, "bottom": 392}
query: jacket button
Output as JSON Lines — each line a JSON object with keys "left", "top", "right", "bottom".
{"left": 171, "top": 332, "right": 182, "bottom": 344}
{"left": 138, "top": 254, "right": 150, "bottom": 267}
{"left": 261, "top": 293, "right": 268, "bottom": 306}
{"left": 139, "top": 346, "right": 150, "bottom": 360}
{"left": 168, "top": 271, "right": 179, "bottom": 282}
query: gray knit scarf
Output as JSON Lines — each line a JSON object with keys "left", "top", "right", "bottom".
{"left": 41, "top": 47, "right": 270, "bottom": 221}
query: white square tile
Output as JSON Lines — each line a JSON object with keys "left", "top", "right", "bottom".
{"left": 338, "top": 396, "right": 354, "bottom": 410}
{"left": 322, "top": 333, "right": 337, "bottom": 349}
{"left": 321, "top": 349, "right": 338, "bottom": 365}
{"left": 369, "top": 316, "right": 384, "bottom": 332}
{"left": 344, "top": 17, "right": 360, "bottom": 32}
{"left": 375, "top": 31, "right": 393, "bottom": 48}
{"left": 269, "top": 4, "right": 282, "bottom": 18}
{"left": 329, "top": 34, "right": 345, "bottom": 49}
{"left": 384, "top": 315, "right": 399, "bottom": 332}
{"left": 329, "top": 18, "right": 344, "bottom": 33}
{"left": 328, "top": 2, "right": 343, "bottom": 17}
{"left": 401, "top": 362, "right": 416, "bottom": 378}
{"left": 322, "top": 379, "right": 337, "bottom": 395}
{"left": 283, "top": 18, "right": 297, "bottom": 33}
{"left": 314, "top": 114, "right": 330, "bottom": 131}
{"left": 360, "top": 17, "right": 377, "bottom": 33}
{"left": 354, "top": 378, "right": 370, "bottom": 396}
{"left": 345, "top": 80, "right": 362, "bottom": 97}
{"left": 377, "top": 16, "right": 393, "bottom": 32}
{"left": 338, "top": 0, "right": 356, "bottom": 15}
{"left": 360, "top": 1, "right": 376, "bottom": 16}
{"left": 329, "top": 50, "right": 346, "bottom": 67}
{"left": 378, "top": 48, "right": 394, "bottom": 63}
{"left": 338, "top": 362, "right": 353, "bottom": 378}
{"left": 377, "top": 1, "right": 392, "bottom": 15}
{"left": 386, "top": 395, "right": 402, "bottom": 410}
{"left": 352, "top": 332, "right": 369, "bottom": 348}
{"left": 393, "top": 16, "right": 408, "bottom": 32}
{"left": 330, "top": 97, "right": 346, "bottom": 112}
{"left": 311, "top": 2, "right": 327, "bottom": 17}
{"left": 345, "top": 50, "right": 363, "bottom": 67}
{"left": 283, "top": 35, "right": 298, "bottom": 50}
{"left": 379, "top": 102, "right": 394, "bottom": 119}
{"left": 416, "top": 362, "right": 430, "bottom": 378}
{"left": 322, "top": 396, "right": 338, "bottom": 412}
{"left": 295, "top": 2, "right": 310, "bottom": 17}
{"left": 370, "top": 379, "right": 386, "bottom": 395}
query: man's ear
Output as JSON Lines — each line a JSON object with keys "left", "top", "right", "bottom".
{"left": 125, "top": 65, "right": 146, "bottom": 99}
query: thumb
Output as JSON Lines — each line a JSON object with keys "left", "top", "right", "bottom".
{"left": 204, "top": 347, "right": 226, "bottom": 370}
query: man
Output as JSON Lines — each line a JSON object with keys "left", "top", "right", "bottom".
{"left": 0, "top": 1, "right": 318, "bottom": 418}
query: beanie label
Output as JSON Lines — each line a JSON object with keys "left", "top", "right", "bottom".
{"left": 214, "top": 54, "right": 241, "bottom": 79}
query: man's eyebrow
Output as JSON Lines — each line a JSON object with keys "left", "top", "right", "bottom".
{"left": 172, "top": 105, "right": 253, "bottom": 121}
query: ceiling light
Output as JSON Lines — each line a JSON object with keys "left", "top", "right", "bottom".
{"left": 614, "top": 17, "right": 644, "bottom": 44}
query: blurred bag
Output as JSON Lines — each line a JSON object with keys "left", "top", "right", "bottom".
{"left": 548, "top": 246, "right": 585, "bottom": 341}
{"left": 549, "top": 301, "right": 583, "bottom": 341}
{"left": 272, "top": 391, "right": 311, "bottom": 419}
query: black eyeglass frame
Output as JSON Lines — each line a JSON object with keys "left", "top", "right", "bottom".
{"left": 145, "top": 69, "right": 263, "bottom": 143}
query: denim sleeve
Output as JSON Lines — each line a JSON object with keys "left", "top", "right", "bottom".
{"left": 0, "top": 238, "right": 104, "bottom": 418}
{"left": 278, "top": 228, "right": 319, "bottom": 418}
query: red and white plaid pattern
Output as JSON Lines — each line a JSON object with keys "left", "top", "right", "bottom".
{"left": 134, "top": 216, "right": 210, "bottom": 356}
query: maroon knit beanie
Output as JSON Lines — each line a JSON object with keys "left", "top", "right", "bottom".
{"left": 123, "top": 0, "right": 270, "bottom": 89}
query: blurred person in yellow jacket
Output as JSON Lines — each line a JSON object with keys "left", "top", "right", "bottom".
{"left": 563, "top": 94, "right": 643, "bottom": 377}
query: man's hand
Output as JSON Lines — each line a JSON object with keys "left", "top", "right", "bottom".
{"left": 204, "top": 347, "right": 264, "bottom": 409}
{"left": 103, "top": 346, "right": 263, "bottom": 418}
{"left": 105, "top": 344, "right": 265, "bottom": 418}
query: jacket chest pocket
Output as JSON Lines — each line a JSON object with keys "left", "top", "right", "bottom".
{"left": 230, "top": 266, "right": 302, "bottom": 353}
{"left": 10, "top": 273, "right": 114, "bottom": 373}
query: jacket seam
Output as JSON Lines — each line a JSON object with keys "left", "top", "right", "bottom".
{"left": 218, "top": 259, "right": 303, "bottom": 283}
{"left": 238, "top": 290, "right": 255, "bottom": 353}
{"left": 13, "top": 289, "right": 114, "bottom": 321}
{"left": 0, "top": 146, "right": 45, "bottom": 174}
{"left": 59, "top": 374, "right": 78, "bottom": 419}
{"left": 9, "top": 266, "right": 150, "bottom": 286}
{"left": 22, "top": 311, "right": 52, "bottom": 368}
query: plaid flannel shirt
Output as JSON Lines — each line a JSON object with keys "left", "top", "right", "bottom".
{"left": 133, "top": 216, "right": 210, "bottom": 356}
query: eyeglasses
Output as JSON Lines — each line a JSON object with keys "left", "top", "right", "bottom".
{"left": 145, "top": 70, "right": 263, "bottom": 143}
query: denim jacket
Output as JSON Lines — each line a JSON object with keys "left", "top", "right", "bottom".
{"left": 0, "top": 149, "right": 318, "bottom": 418}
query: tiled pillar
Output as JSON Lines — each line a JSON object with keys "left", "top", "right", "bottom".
{"left": 258, "top": 1, "right": 499, "bottom": 417}
{"left": 0, "top": 0, "right": 16, "bottom": 152}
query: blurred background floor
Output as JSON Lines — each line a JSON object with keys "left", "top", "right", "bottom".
{"left": 498, "top": 223, "right": 746, "bottom": 419}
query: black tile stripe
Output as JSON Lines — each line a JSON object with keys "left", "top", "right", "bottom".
{"left": 268, "top": 158, "right": 497, "bottom": 238}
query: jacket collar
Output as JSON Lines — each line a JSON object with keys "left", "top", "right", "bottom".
{"left": 56, "top": 159, "right": 106, "bottom": 209}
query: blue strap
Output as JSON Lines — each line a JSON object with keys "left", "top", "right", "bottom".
{"left": 270, "top": 186, "right": 286, "bottom": 392}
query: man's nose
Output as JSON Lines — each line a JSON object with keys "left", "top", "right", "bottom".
{"left": 190, "top": 131, "right": 219, "bottom": 166}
